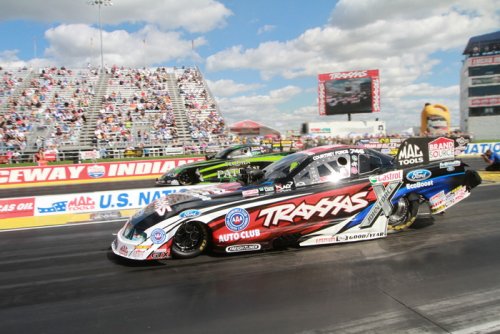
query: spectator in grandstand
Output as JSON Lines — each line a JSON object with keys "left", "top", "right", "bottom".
{"left": 34, "top": 147, "right": 46, "bottom": 166}
{"left": 99, "top": 146, "right": 108, "bottom": 159}
{"left": 10, "top": 149, "right": 21, "bottom": 164}
{"left": 35, "top": 136, "right": 45, "bottom": 150}
{"left": 481, "top": 149, "right": 500, "bottom": 171}
{"left": 4, "top": 149, "right": 13, "bottom": 164}
{"left": 55, "top": 127, "right": 63, "bottom": 137}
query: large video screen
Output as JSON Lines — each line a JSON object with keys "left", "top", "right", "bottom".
{"left": 318, "top": 69, "right": 380, "bottom": 115}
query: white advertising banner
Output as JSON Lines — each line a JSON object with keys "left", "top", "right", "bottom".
{"left": 462, "top": 142, "right": 500, "bottom": 155}
{"left": 34, "top": 185, "right": 209, "bottom": 217}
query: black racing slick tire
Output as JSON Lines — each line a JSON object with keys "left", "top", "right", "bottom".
{"left": 387, "top": 196, "right": 419, "bottom": 231}
{"left": 177, "top": 171, "right": 195, "bottom": 185}
{"left": 171, "top": 221, "right": 209, "bottom": 259}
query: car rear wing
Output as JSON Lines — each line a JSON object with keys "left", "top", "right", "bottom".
{"left": 395, "top": 136, "right": 469, "bottom": 168}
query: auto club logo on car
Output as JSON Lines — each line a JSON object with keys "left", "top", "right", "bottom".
{"left": 151, "top": 228, "right": 167, "bottom": 244}
{"left": 225, "top": 208, "right": 250, "bottom": 232}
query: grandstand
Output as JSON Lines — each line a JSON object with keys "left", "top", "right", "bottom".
{"left": 0, "top": 65, "right": 229, "bottom": 162}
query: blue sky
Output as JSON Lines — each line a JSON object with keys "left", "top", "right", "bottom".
{"left": 1, "top": 0, "right": 499, "bottom": 134}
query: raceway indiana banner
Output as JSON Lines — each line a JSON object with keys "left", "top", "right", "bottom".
{"left": 0, "top": 157, "right": 204, "bottom": 186}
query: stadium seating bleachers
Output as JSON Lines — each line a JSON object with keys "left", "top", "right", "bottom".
{"left": 0, "top": 65, "right": 230, "bottom": 161}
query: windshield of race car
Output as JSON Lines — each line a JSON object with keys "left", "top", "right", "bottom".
{"left": 214, "top": 146, "right": 237, "bottom": 159}
{"left": 214, "top": 145, "right": 263, "bottom": 159}
{"left": 261, "top": 152, "right": 309, "bottom": 180}
{"left": 127, "top": 201, "right": 163, "bottom": 229}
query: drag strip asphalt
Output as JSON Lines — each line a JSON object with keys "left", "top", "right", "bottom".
{"left": 0, "top": 183, "right": 499, "bottom": 333}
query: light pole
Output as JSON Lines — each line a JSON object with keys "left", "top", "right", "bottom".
{"left": 88, "top": 0, "right": 112, "bottom": 72}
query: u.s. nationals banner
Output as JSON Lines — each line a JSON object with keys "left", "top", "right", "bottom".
{"left": 318, "top": 69, "right": 380, "bottom": 115}
{"left": 0, "top": 157, "right": 204, "bottom": 186}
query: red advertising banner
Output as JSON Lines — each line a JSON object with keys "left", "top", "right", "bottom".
{"left": 0, "top": 197, "right": 35, "bottom": 219}
{"left": 318, "top": 69, "right": 380, "bottom": 116}
{"left": 43, "top": 152, "right": 57, "bottom": 161}
{"left": 469, "top": 96, "right": 500, "bottom": 107}
{"left": 469, "top": 55, "right": 500, "bottom": 66}
{"left": 0, "top": 158, "right": 204, "bottom": 186}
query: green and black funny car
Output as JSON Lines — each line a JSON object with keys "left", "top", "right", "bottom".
{"left": 155, "top": 144, "right": 293, "bottom": 186}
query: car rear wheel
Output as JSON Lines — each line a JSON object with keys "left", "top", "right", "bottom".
{"left": 171, "top": 221, "right": 209, "bottom": 259}
{"left": 388, "top": 197, "right": 419, "bottom": 231}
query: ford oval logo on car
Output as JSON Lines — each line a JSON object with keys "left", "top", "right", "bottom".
{"left": 406, "top": 169, "right": 432, "bottom": 182}
{"left": 179, "top": 209, "right": 201, "bottom": 218}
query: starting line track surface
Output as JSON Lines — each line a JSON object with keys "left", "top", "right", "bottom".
{"left": 0, "top": 209, "right": 135, "bottom": 231}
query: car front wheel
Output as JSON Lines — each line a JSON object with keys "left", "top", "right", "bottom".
{"left": 171, "top": 221, "right": 209, "bottom": 259}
